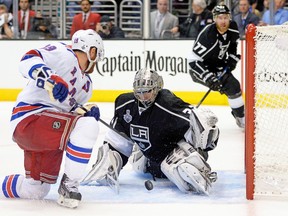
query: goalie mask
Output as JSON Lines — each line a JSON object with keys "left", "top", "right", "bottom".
{"left": 72, "top": 29, "right": 104, "bottom": 73}
{"left": 133, "top": 68, "right": 163, "bottom": 108}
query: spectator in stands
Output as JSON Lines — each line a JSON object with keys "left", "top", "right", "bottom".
{"left": 234, "top": 0, "right": 260, "bottom": 39}
{"left": 150, "top": 0, "right": 179, "bottom": 39}
{"left": 249, "top": 0, "right": 261, "bottom": 18}
{"left": 262, "top": 0, "right": 270, "bottom": 14}
{"left": 66, "top": 1, "right": 78, "bottom": 18}
{"left": 0, "top": 3, "right": 13, "bottom": 39}
{"left": 70, "top": 0, "right": 101, "bottom": 38}
{"left": 206, "top": 0, "right": 219, "bottom": 11}
{"left": 1, "top": 0, "right": 12, "bottom": 13}
{"left": 171, "top": 0, "right": 213, "bottom": 39}
{"left": 96, "top": 15, "right": 125, "bottom": 39}
{"left": 27, "top": 11, "right": 58, "bottom": 39}
{"left": 231, "top": 0, "right": 240, "bottom": 16}
{"left": 259, "top": 0, "right": 288, "bottom": 25}
{"left": 18, "top": 0, "right": 35, "bottom": 39}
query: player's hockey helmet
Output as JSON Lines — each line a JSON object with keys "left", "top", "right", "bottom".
{"left": 133, "top": 68, "right": 163, "bottom": 108}
{"left": 212, "top": 4, "right": 230, "bottom": 17}
{"left": 72, "top": 29, "right": 104, "bottom": 71}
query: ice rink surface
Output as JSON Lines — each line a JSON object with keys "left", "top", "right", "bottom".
{"left": 1, "top": 102, "right": 288, "bottom": 216}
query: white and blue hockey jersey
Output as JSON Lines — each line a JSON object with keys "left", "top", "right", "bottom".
{"left": 10, "top": 42, "right": 93, "bottom": 133}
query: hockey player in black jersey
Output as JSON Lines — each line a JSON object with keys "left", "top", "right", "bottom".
{"left": 188, "top": 4, "right": 245, "bottom": 128}
{"left": 82, "top": 68, "right": 219, "bottom": 195}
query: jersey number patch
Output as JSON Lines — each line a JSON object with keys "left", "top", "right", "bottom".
{"left": 193, "top": 42, "right": 207, "bottom": 55}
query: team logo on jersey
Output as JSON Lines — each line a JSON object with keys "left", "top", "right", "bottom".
{"left": 138, "top": 142, "right": 146, "bottom": 149}
{"left": 52, "top": 121, "right": 61, "bottom": 129}
{"left": 218, "top": 41, "right": 229, "bottom": 59}
{"left": 130, "top": 124, "right": 151, "bottom": 151}
{"left": 123, "top": 109, "right": 132, "bottom": 123}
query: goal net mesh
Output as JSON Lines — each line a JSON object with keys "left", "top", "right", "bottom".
{"left": 253, "top": 24, "right": 288, "bottom": 198}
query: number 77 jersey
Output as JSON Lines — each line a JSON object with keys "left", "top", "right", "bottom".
{"left": 187, "top": 21, "right": 239, "bottom": 75}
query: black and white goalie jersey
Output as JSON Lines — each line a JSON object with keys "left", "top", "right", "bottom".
{"left": 105, "top": 89, "right": 194, "bottom": 165}
{"left": 188, "top": 20, "right": 240, "bottom": 83}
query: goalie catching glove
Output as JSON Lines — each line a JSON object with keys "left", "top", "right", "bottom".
{"left": 32, "top": 66, "right": 68, "bottom": 103}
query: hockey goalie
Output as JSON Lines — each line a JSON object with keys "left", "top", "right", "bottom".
{"left": 82, "top": 68, "right": 219, "bottom": 195}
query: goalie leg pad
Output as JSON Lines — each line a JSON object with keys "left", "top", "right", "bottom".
{"left": 178, "top": 140, "right": 217, "bottom": 183}
{"left": 129, "top": 144, "right": 148, "bottom": 174}
{"left": 178, "top": 140, "right": 212, "bottom": 173}
{"left": 161, "top": 155, "right": 191, "bottom": 192}
{"left": 161, "top": 141, "right": 216, "bottom": 194}
{"left": 81, "top": 144, "right": 123, "bottom": 193}
{"left": 178, "top": 163, "right": 210, "bottom": 195}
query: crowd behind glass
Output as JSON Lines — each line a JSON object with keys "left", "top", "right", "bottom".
{"left": 0, "top": 0, "right": 288, "bottom": 40}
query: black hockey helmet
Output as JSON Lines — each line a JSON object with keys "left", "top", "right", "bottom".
{"left": 212, "top": 4, "right": 230, "bottom": 16}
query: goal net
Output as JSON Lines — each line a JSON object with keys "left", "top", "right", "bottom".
{"left": 245, "top": 23, "right": 288, "bottom": 200}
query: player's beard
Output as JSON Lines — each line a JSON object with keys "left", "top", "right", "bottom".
{"left": 216, "top": 23, "right": 229, "bottom": 34}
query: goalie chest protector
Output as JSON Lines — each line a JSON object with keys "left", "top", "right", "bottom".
{"left": 113, "top": 89, "right": 193, "bottom": 163}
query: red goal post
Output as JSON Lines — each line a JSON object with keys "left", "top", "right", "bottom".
{"left": 245, "top": 23, "right": 288, "bottom": 200}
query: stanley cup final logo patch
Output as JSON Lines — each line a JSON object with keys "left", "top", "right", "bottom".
{"left": 123, "top": 109, "right": 132, "bottom": 123}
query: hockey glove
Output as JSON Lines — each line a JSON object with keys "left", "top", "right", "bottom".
{"left": 33, "top": 66, "right": 69, "bottom": 103}
{"left": 45, "top": 75, "right": 69, "bottom": 103}
{"left": 227, "top": 54, "right": 241, "bottom": 71}
{"left": 204, "top": 73, "right": 223, "bottom": 92}
{"left": 84, "top": 106, "right": 100, "bottom": 121}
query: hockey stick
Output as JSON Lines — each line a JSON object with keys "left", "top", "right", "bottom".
{"left": 45, "top": 80, "right": 128, "bottom": 193}
{"left": 196, "top": 67, "right": 228, "bottom": 108}
{"left": 98, "top": 118, "right": 135, "bottom": 144}
{"left": 44, "top": 79, "right": 134, "bottom": 143}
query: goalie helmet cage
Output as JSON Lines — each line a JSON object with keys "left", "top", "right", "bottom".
{"left": 245, "top": 23, "right": 288, "bottom": 200}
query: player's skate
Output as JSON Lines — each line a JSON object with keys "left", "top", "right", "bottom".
{"left": 57, "top": 173, "right": 82, "bottom": 209}
{"left": 231, "top": 111, "right": 245, "bottom": 129}
{"left": 235, "top": 116, "right": 245, "bottom": 128}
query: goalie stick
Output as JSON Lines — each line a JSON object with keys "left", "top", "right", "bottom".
{"left": 196, "top": 67, "right": 228, "bottom": 108}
